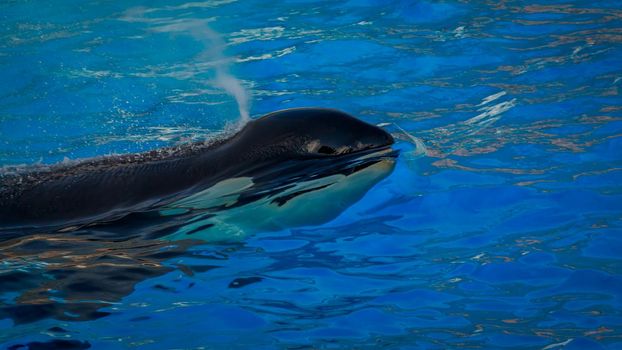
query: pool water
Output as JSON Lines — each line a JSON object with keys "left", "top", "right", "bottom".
{"left": 1, "top": 0, "right": 622, "bottom": 349}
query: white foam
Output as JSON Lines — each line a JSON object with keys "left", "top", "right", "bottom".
{"left": 477, "top": 90, "right": 507, "bottom": 106}
{"left": 465, "top": 98, "right": 516, "bottom": 126}
{"left": 542, "top": 339, "right": 573, "bottom": 350}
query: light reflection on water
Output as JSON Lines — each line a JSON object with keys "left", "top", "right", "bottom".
{"left": 1, "top": 0, "right": 622, "bottom": 349}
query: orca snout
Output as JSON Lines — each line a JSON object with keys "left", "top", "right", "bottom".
{"left": 360, "top": 122, "right": 395, "bottom": 150}
{"left": 312, "top": 111, "right": 395, "bottom": 156}
{"left": 238, "top": 107, "right": 396, "bottom": 159}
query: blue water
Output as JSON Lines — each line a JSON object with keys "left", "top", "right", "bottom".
{"left": 1, "top": 0, "right": 622, "bottom": 349}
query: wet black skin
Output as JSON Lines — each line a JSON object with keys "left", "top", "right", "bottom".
{"left": 0, "top": 108, "right": 394, "bottom": 230}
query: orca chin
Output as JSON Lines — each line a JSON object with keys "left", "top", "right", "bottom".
{"left": 0, "top": 107, "right": 397, "bottom": 234}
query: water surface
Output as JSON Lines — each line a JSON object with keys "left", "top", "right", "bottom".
{"left": 1, "top": 0, "right": 621, "bottom": 349}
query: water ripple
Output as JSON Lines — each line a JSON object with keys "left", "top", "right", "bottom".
{"left": 1, "top": 0, "right": 622, "bottom": 349}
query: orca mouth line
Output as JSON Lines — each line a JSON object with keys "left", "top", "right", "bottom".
{"left": 350, "top": 145, "right": 398, "bottom": 161}
{"left": 253, "top": 145, "right": 398, "bottom": 186}
{"left": 313, "top": 143, "right": 386, "bottom": 157}
{"left": 331, "top": 145, "right": 398, "bottom": 172}
{"left": 319, "top": 144, "right": 399, "bottom": 168}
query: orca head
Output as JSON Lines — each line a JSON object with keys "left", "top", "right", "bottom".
{"left": 234, "top": 107, "right": 394, "bottom": 161}
{"left": 162, "top": 108, "right": 399, "bottom": 241}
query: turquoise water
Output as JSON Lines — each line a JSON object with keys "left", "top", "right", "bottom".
{"left": 1, "top": 0, "right": 622, "bottom": 349}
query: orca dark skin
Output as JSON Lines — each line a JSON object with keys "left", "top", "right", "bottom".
{"left": 0, "top": 108, "right": 394, "bottom": 231}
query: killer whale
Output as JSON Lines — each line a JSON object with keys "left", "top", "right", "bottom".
{"left": 0, "top": 108, "right": 397, "bottom": 323}
{"left": 0, "top": 108, "right": 395, "bottom": 233}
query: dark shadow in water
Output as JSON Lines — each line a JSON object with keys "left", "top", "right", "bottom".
{"left": 8, "top": 339, "right": 91, "bottom": 350}
{"left": 0, "top": 232, "right": 204, "bottom": 324}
